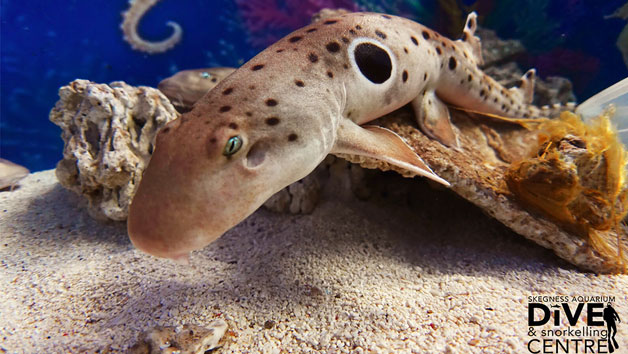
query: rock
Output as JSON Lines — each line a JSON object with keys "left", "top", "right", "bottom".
{"left": 476, "top": 27, "right": 577, "bottom": 107}
{"left": 476, "top": 28, "right": 526, "bottom": 67}
{"left": 129, "top": 320, "right": 227, "bottom": 354}
{"left": 50, "top": 80, "right": 178, "bottom": 221}
{"left": 337, "top": 103, "right": 627, "bottom": 273}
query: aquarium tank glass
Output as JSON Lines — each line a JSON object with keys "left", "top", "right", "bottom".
{"left": 1, "top": 0, "right": 627, "bottom": 171}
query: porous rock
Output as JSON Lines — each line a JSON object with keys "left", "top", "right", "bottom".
{"left": 51, "top": 80, "right": 177, "bottom": 221}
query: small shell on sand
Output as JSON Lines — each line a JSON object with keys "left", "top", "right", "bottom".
{"left": 129, "top": 320, "right": 227, "bottom": 354}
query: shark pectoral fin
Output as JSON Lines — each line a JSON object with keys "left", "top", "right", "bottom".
{"left": 332, "top": 120, "right": 450, "bottom": 186}
{"left": 412, "top": 91, "right": 460, "bottom": 148}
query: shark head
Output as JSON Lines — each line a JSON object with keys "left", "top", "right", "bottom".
{"left": 158, "top": 67, "right": 236, "bottom": 111}
{"left": 128, "top": 75, "right": 335, "bottom": 261}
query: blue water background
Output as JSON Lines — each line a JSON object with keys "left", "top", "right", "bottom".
{"left": 1, "top": 0, "right": 626, "bottom": 171}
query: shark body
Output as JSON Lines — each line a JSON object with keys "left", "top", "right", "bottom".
{"left": 128, "top": 12, "right": 555, "bottom": 261}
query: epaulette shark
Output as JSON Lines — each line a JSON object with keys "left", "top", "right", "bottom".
{"left": 128, "top": 12, "right": 570, "bottom": 261}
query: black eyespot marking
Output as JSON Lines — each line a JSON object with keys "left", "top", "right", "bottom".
{"left": 295, "top": 80, "right": 305, "bottom": 87}
{"left": 222, "top": 87, "right": 234, "bottom": 95}
{"left": 375, "top": 30, "right": 387, "bottom": 39}
{"left": 422, "top": 31, "right": 430, "bottom": 40}
{"left": 494, "top": 98, "right": 498, "bottom": 103}
{"left": 229, "top": 122, "right": 238, "bottom": 129}
{"left": 209, "top": 137, "right": 216, "bottom": 143}
{"left": 463, "top": 51, "right": 468, "bottom": 59}
{"left": 354, "top": 42, "right": 392, "bottom": 84}
{"left": 341, "top": 37, "right": 349, "bottom": 43}
{"left": 326, "top": 42, "right": 341, "bottom": 53}
{"left": 324, "top": 20, "right": 338, "bottom": 25}
{"left": 501, "top": 104, "right": 507, "bottom": 110}
{"left": 382, "top": 15, "right": 392, "bottom": 19}
{"left": 480, "top": 89, "right": 485, "bottom": 97}
{"left": 403, "top": 47, "right": 408, "bottom": 54}
{"left": 211, "top": 78, "right": 217, "bottom": 83}
{"left": 219, "top": 106, "right": 231, "bottom": 113}
{"left": 448, "top": 57, "right": 457, "bottom": 70}
{"left": 162, "top": 127, "right": 170, "bottom": 134}
{"left": 468, "top": 75, "right": 473, "bottom": 82}
{"left": 441, "top": 41, "right": 447, "bottom": 48}
{"left": 265, "top": 117, "right": 280, "bottom": 126}
{"left": 265, "top": 99, "right": 278, "bottom": 106}
{"left": 249, "top": 85, "right": 256, "bottom": 90}
{"left": 308, "top": 53, "right": 319, "bottom": 63}
{"left": 436, "top": 47, "right": 442, "bottom": 55}
{"left": 327, "top": 71, "right": 334, "bottom": 78}
{"left": 288, "top": 133, "right": 298, "bottom": 141}
{"left": 289, "top": 36, "right": 302, "bottom": 43}
{"left": 246, "top": 112, "right": 253, "bottom": 117}
{"left": 424, "top": 73, "right": 428, "bottom": 81}
{"left": 343, "top": 64, "right": 349, "bottom": 69}
{"left": 349, "top": 29, "right": 357, "bottom": 35}
{"left": 276, "top": 49, "right": 284, "bottom": 53}
{"left": 402, "top": 70, "right": 408, "bottom": 82}
{"left": 252, "top": 64, "right": 265, "bottom": 71}
{"left": 306, "top": 28, "right": 317, "bottom": 33}
{"left": 411, "top": 36, "right": 418, "bottom": 46}
{"left": 355, "top": 25, "right": 362, "bottom": 30}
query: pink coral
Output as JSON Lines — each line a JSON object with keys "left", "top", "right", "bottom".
{"left": 235, "top": 0, "right": 363, "bottom": 47}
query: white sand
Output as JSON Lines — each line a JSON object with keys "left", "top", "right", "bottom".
{"left": 1, "top": 170, "right": 627, "bottom": 353}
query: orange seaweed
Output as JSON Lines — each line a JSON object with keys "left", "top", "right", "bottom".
{"left": 506, "top": 108, "right": 628, "bottom": 269}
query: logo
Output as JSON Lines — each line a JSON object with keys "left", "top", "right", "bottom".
{"left": 527, "top": 296, "right": 622, "bottom": 353}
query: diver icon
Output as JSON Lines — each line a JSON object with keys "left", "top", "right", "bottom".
{"left": 603, "top": 303, "right": 621, "bottom": 353}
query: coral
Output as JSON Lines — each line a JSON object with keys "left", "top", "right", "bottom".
{"left": 50, "top": 79, "right": 179, "bottom": 221}
{"left": 121, "top": 0, "right": 182, "bottom": 54}
{"left": 129, "top": 320, "right": 227, "bottom": 354}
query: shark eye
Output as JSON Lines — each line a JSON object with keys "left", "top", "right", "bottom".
{"left": 223, "top": 136, "right": 243, "bottom": 156}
